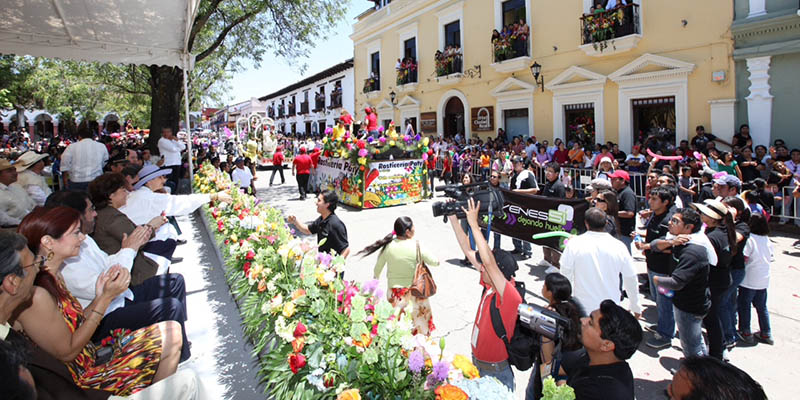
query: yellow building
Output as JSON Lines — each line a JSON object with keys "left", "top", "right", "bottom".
{"left": 351, "top": 0, "right": 736, "bottom": 151}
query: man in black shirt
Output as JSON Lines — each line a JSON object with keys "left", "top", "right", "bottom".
{"left": 634, "top": 186, "right": 676, "bottom": 349}
{"left": 609, "top": 170, "right": 637, "bottom": 254}
{"left": 510, "top": 157, "right": 538, "bottom": 258}
{"left": 653, "top": 208, "right": 711, "bottom": 358}
{"left": 287, "top": 190, "right": 350, "bottom": 257}
{"left": 697, "top": 172, "right": 715, "bottom": 202}
{"left": 539, "top": 162, "right": 565, "bottom": 270}
{"left": 691, "top": 125, "right": 730, "bottom": 155}
{"left": 561, "top": 300, "right": 642, "bottom": 400}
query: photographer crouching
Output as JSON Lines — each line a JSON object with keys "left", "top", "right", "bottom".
{"left": 448, "top": 198, "right": 522, "bottom": 390}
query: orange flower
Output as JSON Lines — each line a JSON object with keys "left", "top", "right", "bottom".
{"left": 291, "top": 337, "right": 305, "bottom": 353}
{"left": 353, "top": 333, "right": 372, "bottom": 348}
{"left": 434, "top": 384, "right": 468, "bottom": 400}
{"left": 257, "top": 280, "right": 267, "bottom": 292}
{"left": 291, "top": 288, "right": 306, "bottom": 301}
{"left": 337, "top": 389, "right": 361, "bottom": 400}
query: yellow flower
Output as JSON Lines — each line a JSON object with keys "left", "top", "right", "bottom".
{"left": 452, "top": 354, "right": 480, "bottom": 379}
{"left": 282, "top": 302, "right": 296, "bottom": 318}
{"left": 337, "top": 389, "right": 361, "bottom": 400}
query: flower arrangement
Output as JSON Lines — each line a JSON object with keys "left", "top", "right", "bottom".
{"left": 193, "top": 162, "right": 507, "bottom": 399}
{"left": 397, "top": 59, "right": 418, "bottom": 85}
{"left": 583, "top": 8, "right": 626, "bottom": 52}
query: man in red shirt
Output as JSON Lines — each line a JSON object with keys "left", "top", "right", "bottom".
{"left": 309, "top": 147, "right": 321, "bottom": 194}
{"left": 292, "top": 146, "right": 313, "bottom": 200}
{"left": 449, "top": 198, "right": 522, "bottom": 390}
{"left": 269, "top": 146, "right": 285, "bottom": 186}
{"left": 364, "top": 107, "right": 378, "bottom": 138}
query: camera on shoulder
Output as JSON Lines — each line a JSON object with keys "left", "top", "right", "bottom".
{"left": 431, "top": 182, "right": 503, "bottom": 219}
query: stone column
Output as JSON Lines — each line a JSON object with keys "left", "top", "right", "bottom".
{"left": 28, "top": 122, "right": 36, "bottom": 142}
{"left": 745, "top": 56, "right": 773, "bottom": 148}
{"left": 53, "top": 122, "right": 59, "bottom": 137}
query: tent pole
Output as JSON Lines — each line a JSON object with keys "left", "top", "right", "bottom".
{"left": 183, "top": 53, "right": 193, "bottom": 192}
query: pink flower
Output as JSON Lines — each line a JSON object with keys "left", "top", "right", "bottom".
{"left": 358, "top": 149, "right": 368, "bottom": 157}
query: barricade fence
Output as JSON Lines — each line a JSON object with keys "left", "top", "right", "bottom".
{"left": 774, "top": 185, "right": 800, "bottom": 223}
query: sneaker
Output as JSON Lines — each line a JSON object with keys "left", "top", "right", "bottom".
{"left": 646, "top": 333, "right": 672, "bottom": 349}
{"left": 755, "top": 332, "right": 774, "bottom": 345}
{"left": 545, "top": 265, "right": 560, "bottom": 274}
{"left": 724, "top": 340, "right": 736, "bottom": 351}
{"left": 644, "top": 324, "right": 658, "bottom": 334}
{"left": 737, "top": 331, "right": 755, "bottom": 345}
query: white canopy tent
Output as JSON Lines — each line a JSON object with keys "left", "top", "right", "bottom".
{"left": 0, "top": 0, "right": 201, "bottom": 181}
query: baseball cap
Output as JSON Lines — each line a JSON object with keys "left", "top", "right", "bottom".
{"left": 475, "top": 249, "right": 518, "bottom": 280}
{"left": 599, "top": 156, "right": 613, "bottom": 165}
{"left": 608, "top": 170, "right": 630, "bottom": 182}
{"left": 713, "top": 174, "right": 741, "bottom": 189}
{"left": 587, "top": 178, "right": 612, "bottom": 192}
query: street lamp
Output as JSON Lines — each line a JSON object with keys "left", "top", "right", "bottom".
{"left": 389, "top": 90, "right": 397, "bottom": 105}
{"left": 530, "top": 62, "right": 544, "bottom": 92}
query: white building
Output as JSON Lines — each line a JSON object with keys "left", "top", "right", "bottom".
{"left": 260, "top": 59, "right": 354, "bottom": 136}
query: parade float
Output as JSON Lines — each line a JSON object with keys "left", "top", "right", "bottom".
{"left": 192, "top": 162, "right": 534, "bottom": 400}
{"left": 233, "top": 113, "right": 278, "bottom": 168}
{"left": 317, "top": 121, "right": 431, "bottom": 209}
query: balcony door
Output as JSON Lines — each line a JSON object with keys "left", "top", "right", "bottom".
{"left": 444, "top": 21, "right": 460, "bottom": 48}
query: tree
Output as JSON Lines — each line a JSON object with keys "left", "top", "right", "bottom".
{"left": 146, "top": 0, "right": 348, "bottom": 152}
{"left": 0, "top": 55, "right": 38, "bottom": 131}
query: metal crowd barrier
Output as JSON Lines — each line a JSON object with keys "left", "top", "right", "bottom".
{"left": 773, "top": 185, "right": 800, "bottom": 224}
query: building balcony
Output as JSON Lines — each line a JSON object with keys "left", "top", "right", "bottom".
{"left": 330, "top": 91, "right": 343, "bottom": 109}
{"left": 435, "top": 52, "right": 462, "bottom": 77}
{"left": 314, "top": 96, "right": 326, "bottom": 112}
{"left": 363, "top": 77, "right": 381, "bottom": 99}
{"left": 579, "top": 3, "right": 641, "bottom": 57}
{"left": 490, "top": 36, "right": 531, "bottom": 73}
{"left": 299, "top": 102, "right": 309, "bottom": 115}
{"left": 277, "top": 109, "right": 285, "bottom": 118}
{"left": 288, "top": 105, "right": 296, "bottom": 116}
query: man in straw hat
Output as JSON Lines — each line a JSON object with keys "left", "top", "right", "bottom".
{"left": 0, "top": 158, "right": 36, "bottom": 226}
{"left": 14, "top": 151, "right": 51, "bottom": 206}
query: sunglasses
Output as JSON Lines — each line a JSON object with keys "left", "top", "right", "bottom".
{"left": 593, "top": 198, "right": 607, "bottom": 204}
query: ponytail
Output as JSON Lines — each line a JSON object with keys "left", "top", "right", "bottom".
{"left": 356, "top": 216, "right": 414, "bottom": 258}
{"left": 722, "top": 212, "right": 738, "bottom": 257}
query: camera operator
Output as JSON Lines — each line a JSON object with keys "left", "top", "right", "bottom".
{"left": 510, "top": 157, "right": 538, "bottom": 259}
{"left": 524, "top": 273, "right": 585, "bottom": 400}
{"left": 560, "top": 300, "right": 643, "bottom": 400}
{"left": 448, "top": 198, "right": 522, "bottom": 390}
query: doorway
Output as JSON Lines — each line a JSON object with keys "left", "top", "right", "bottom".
{"left": 632, "top": 96, "right": 676, "bottom": 151}
{"left": 503, "top": 108, "right": 529, "bottom": 140}
{"left": 443, "top": 96, "right": 465, "bottom": 139}
{"left": 564, "top": 103, "right": 595, "bottom": 146}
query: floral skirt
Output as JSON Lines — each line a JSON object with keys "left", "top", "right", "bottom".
{"left": 389, "top": 288, "right": 435, "bottom": 336}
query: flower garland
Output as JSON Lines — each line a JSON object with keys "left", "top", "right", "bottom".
{"left": 193, "top": 162, "right": 514, "bottom": 399}
{"left": 583, "top": 8, "right": 625, "bottom": 52}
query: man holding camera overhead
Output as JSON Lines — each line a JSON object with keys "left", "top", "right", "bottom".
{"left": 509, "top": 157, "right": 538, "bottom": 259}
{"left": 449, "top": 198, "right": 522, "bottom": 390}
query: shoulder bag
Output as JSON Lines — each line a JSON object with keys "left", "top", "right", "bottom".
{"left": 409, "top": 241, "right": 437, "bottom": 299}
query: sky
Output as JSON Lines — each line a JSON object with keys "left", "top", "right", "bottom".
{"left": 225, "top": 1, "right": 364, "bottom": 105}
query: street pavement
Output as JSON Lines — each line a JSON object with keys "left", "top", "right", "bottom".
{"left": 177, "top": 168, "right": 800, "bottom": 399}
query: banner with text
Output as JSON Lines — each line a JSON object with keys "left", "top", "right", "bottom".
{"left": 489, "top": 189, "right": 589, "bottom": 250}
{"left": 316, "top": 157, "right": 362, "bottom": 207}
{"left": 363, "top": 159, "right": 426, "bottom": 208}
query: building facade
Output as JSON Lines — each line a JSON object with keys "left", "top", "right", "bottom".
{"left": 733, "top": 0, "right": 800, "bottom": 148}
{"left": 260, "top": 59, "right": 355, "bottom": 137}
{"left": 351, "top": 0, "right": 737, "bottom": 151}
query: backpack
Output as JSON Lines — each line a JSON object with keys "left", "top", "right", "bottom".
{"left": 487, "top": 280, "right": 539, "bottom": 371}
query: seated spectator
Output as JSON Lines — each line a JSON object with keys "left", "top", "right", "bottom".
{"left": 560, "top": 300, "right": 643, "bottom": 400}
{"left": 15, "top": 207, "right": 182, "bottom": 396}
{"left": 668, "top": 356, "right": 767, "bottom": 399}
{"left": 0, "top": 158, "right": 36, "bottom": 226}
{"left": 14, "top": 151, "right": 52, "bottom": 206}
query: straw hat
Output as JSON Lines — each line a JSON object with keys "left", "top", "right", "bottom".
{"left": 14, "top": 151, "right": 48, "bottom": 172}
{"left": 0, "top": 158, "right": 14, "bottom": 172}
{"left": 692, "top": 199, "right": 728, "bottom": 221}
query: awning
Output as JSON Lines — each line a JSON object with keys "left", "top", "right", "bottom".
{"left": 0, "top": 0, "right": 199, "bottom": 68}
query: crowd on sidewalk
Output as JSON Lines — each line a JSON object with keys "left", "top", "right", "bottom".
{"left": 2, "top": 117, "right": 794, "bottom": 399}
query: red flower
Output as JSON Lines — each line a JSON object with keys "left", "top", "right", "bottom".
{"left": 243, "top": 261, "right": 251, "bottom": 276}
{"left": 324, "top": 375, "right": 335, "bottom": 387}
{"left": 291, "top": 337, "right": 305, "bottom": 353}
{"left": 224, "top": 239, "right": 230, "bottom": 245}
{"left": 245, "top": 250, "right": 255, "bottom": 260}
{"left": 288, "top": 353, "right": 307, "bottom": 374}
{"left": 356, "top": 140, "right": 366, "bottom": 149}
{"left": 293, "top": 322, "right": 307, "bottom": 338}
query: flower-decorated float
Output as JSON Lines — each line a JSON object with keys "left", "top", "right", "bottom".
{"left": 317, "top": 119, "right": 432, "bottom": 209}
{"left": 193, "top": 162, "right": 526, "bottom": 400}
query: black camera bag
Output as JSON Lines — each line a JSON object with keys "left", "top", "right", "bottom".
{"left": 488, "top": 280, "right": 539, "bottom": 371}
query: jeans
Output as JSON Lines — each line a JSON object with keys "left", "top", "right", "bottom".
{"left": 737, "top": 287, "right": 771, "bottom": 337}
{"left": 620, "top": 234, "right": 633, "bottom": 255}
{"left": 674, "top": 306, "right": 707, "bottom": 358}
{"left": 512, "top": 238, "right": 531, "bottom": 255}
{"left": 476, "top": 363, "right": 515, "bottom": 392}
{"left": 647, "top": 270, "right": 675, "bottom": 339}
{"left": 269, "top": 165, "right": 285, "bottom": 185}
{"left": 721, "top": 268, "right": 746, "bottom": 343}
{"left": 68, "top": 180, "right": 90, "bottom": 192}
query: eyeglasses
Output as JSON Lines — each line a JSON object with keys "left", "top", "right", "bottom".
{"left": 22, "top": 255, "right": 46, "bottom": 271}
{"left": 490, "top": 175, "right": 500, "bottom": 179}
{"left": 593, "top": 198, "right": 607, "bottom": 204}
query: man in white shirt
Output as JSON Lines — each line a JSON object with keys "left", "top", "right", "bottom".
{"left": 231, "top": 157, "right": 255, "bottom": 194}
{"left": 559, "top": 207, "right": 641, "bottom": 318}
{"left": 13, "top": 151, "right": 52, "bottom": 206}
{"left": 157, "top": 127, "right": 186, "bottom": 192}
{"left": 46, "top": 190, "right": 192, "bottom": 362}
{"left": 0, "top": 159, "right": 36, "bottom": 226}
{"left": 60, "top": 127, "right": 108, "bottom": 191}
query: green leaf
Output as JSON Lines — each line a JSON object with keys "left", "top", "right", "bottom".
{"left": 349, "top": 322, "right": 368, "bottom": 339}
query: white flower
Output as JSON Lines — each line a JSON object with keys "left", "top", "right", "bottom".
{"left": 267, "top": 279, "right": 276, "bottom": 292}
{"left": 322, "top": 270, "right": 336, "bottom": 284}
{"left": 260, "top": 302, "right": 269, "bottom": 315}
